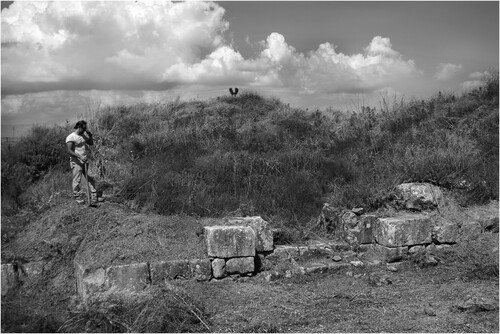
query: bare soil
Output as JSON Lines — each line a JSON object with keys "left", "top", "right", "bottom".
{"left": 182, "top": 262, "right": 498, "bottom": 333}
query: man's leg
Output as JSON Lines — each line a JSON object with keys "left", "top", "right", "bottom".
{"left": 71, "top": 162, "right": 84, "bottom": 203}
{"left": 83, "top": 165, "right": 99, "bottom": 203}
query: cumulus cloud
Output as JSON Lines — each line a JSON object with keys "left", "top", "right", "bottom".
{"left": 2, "top": 1, "right": 419, "bottom": 96}
{"left": 300, "top": 36, "right": 419, "bottom": 94}
{"left": 460, "top": 71, "right": 493, "bottom": 91}
{"left": 2, "top": 1, "right": 229, "bottom": 91}
{"left": 434, "top": 63, "right": 463, "bottom": 81}
{"left": 468, "top": 71, "right": 492, "bottom": 80}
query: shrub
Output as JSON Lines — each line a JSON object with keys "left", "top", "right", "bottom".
{"left": 59, "top": 285, "right": 211, "bottom": 333}
{"left": 1, "top": 125, "right": 70, "bottom": 215}
{"left": 15, "top": 125, "right": 69, "bottom": 181}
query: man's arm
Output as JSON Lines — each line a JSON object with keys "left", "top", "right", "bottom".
{"left": 85, "top": 131, "right": 94, "bottom": 145}
{"left": 66, "top": 141, "right": 86, "bottom": 163}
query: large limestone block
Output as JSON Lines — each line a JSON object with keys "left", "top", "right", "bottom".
{"left": 150, "top": 260, "right": 189, "bottom": 283}
{"left": 374, "top": 214, "right": 432, "bottom": 247}
{"left": 75, "top": 262, "right": 107, "bottom": 301}
{"left": 189, "top": 259, "right": 211, "bottom": 281}
{"left": 226, "top": 257, "right": 255, "bottom": 274}
{"left": 205, "top": 226, "right": 255, "bottom": 257}
{"left": 396, "top": 183, "right": 443, "bottom": 211}
{"left": 106, "top": 263, "right": 149, "bottom": 294}
{"left": 1, "top": 264, "right": 17, "bottom": 297}
{"left": 211, "top": 259, "right": 227, "bottom": 278}
{"left": 373, "top": 244, "right": 408, "bottom": 263}
{"left": 432, "top": 221, "right": 459, "bottom": 244}
{"left": 226, "top": 216, "right": 274, "bottom": 252}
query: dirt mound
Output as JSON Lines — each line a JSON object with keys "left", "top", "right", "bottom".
{"left": 73, "top": 206, "right": 208, "bottom": 271}
{"left": 3, "top": 193, "right": 209, "bottom": 272}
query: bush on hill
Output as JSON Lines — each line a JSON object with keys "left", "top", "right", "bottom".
{"left": 2, "top": 124, "right": 71, "bottom": 213}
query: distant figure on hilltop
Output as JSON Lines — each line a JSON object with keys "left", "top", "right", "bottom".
{"left": 66, "top": 120, "right": 99, "bottom": 205}
{"left": 229, "top": 87, "right": 239, "bottom": 97}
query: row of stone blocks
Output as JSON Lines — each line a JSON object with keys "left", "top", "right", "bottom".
{"left": 75, "top": 257, "right": 258, "bottom": 301}
{"left": 345, "top": 212, "right": 491, "bottom": 261}
{"left": 372, "top": 214, "right": 434, "bottom": 260}
{"left": 3, "top": 213, "right": 487, "bottom": 299}
{"left": 74, "top": 217, "right": 274, "bottom": 301}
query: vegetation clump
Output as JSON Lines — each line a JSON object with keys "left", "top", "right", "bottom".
{"left": 58, "top": 285, "right": 211, "bottom": 333}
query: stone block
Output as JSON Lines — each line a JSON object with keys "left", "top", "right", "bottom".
{"left": 226, "top": 216, "right": 273, "bottom": 252}
{"left": 299, "top": 246, "right": 333, "bottom": 260}
{"left": 19, "top": 261, "right": 45, "bottom": 282}
{"left": 268, "top": 246, "right": 299, "bottom": 260}
{"left": 226, "top": 257, "right": 255, "bottom": 275}
{"left": 352, "top": 207, "right": 365, "bottom": 215}
{"left": 459, "top": 221, "right": 482, "bottom": 239}
{"left": 426, "top": 243, "right": 456, "bottom": 256}
{"left": 1, "top": 264, "right": 17, "bottom": 297}
{"left": 408, "top": 245, "right": 426, "bottom": 255}
{"left": 150, "top": 260, "right": 189, "bottom": 283}
{"left": 75, "top": 262, "right": 106, "bottom": 301}
{"left": 211, "top": 258, "right": 226, "bottom": 278}
{"left": 373, "top": 244, "right": 408, "bottom": 263}
{"left": 396, "top": 183, "right": 443, "bottom": 211}
{"left": 189, "top": 259, "right": 211, "bottom": 281}
{"left": 432, "top": 221, "right": 459, "bottom": 244}
{"left": 304, "top": 263, "right": 328, "bottom": 274}
{"left": 374, "top": 214, "right": 432, "bottom": 247}
{"left": 106, "top": 263, "right": 149, "bottom": 294}
{"left": 204, "top": 226, "right": 255, "bottom": 258}
{"left": 327, "top": 262, "right": 350, "bottom": 271}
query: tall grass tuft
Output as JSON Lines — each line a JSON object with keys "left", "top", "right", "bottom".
{"left": 59, "top": 286, "right": 211, "bottom": 333}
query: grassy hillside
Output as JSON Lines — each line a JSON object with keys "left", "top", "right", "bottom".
{"left": 2, "top": 73, "right": 498, "bottom": 229}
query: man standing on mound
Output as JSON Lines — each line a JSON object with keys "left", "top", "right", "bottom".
{"left": 66, "top": 120, "right": 98, "bottom": 205}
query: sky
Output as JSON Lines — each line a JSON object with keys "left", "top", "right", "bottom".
{"left": 1, "top": 0, "right": 499, "bottom": 137}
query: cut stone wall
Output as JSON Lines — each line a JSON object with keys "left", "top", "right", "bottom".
{"left": 72, "top": 216, "right": 273, "bottom": 301}
{"left": 3, "top": 199, "right": 496, "bottom": 303}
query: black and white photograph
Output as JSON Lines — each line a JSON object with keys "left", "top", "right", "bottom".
{"left": 1, "top": 1, "right": 498, "bottom": 332}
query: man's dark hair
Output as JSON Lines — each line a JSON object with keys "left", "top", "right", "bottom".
{"left": 74, "top": 120, "right": 87, "bottom": 129}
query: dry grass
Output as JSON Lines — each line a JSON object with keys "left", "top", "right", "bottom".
{"left": 183, "top": 261, "right": 498, "bottom": 333}
{"left": 58, "top": 285, "right": 211, "bottom": 333}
